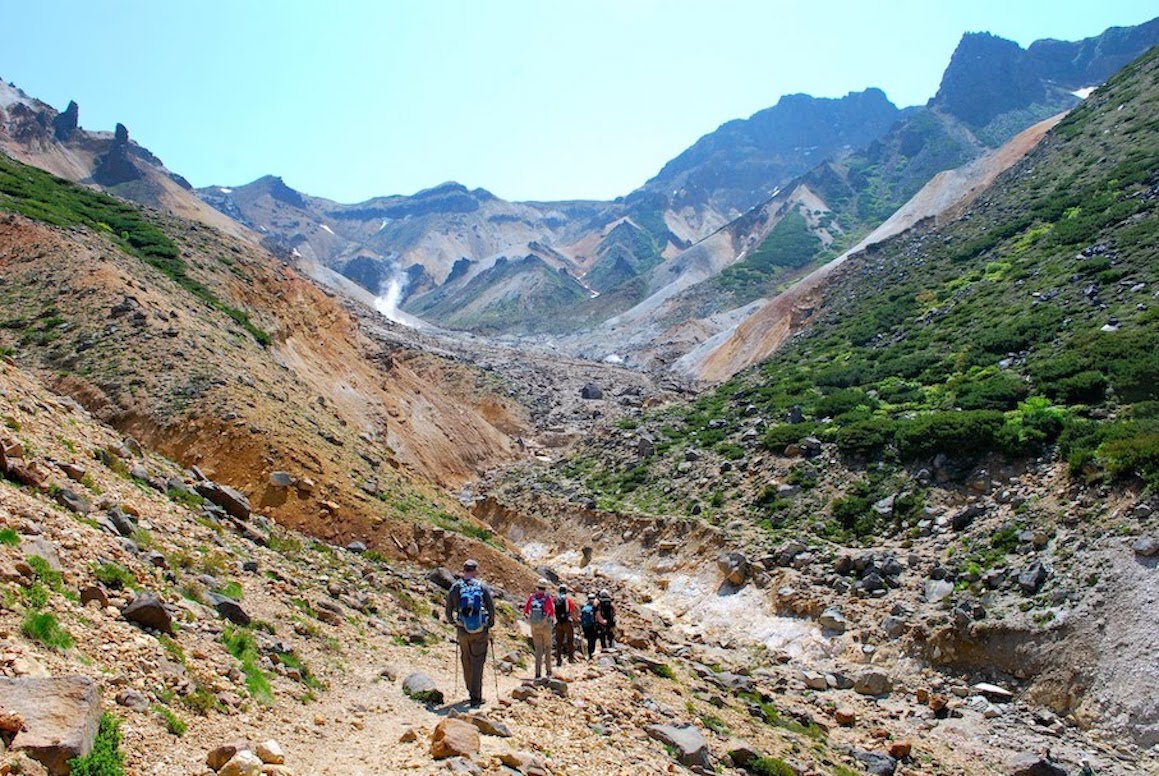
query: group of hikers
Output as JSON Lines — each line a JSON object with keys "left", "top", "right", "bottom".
{"left": 443, "top": 558, "right": 617, "bottom": 707}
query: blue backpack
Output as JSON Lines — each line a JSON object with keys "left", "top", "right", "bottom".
{"left": 580, "top": 603, "right": 597, "bottom": 628}
{"left": 458, "top": 580, "right": 486, "bottom": 633}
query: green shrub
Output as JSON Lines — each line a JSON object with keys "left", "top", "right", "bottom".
{"left": 762, "top": 423, "right": 818, "bottom": 451}
{"left": 69, "top": 713, "right": 125, "bottom": 776}
{"left": 0, "top": 527, "right": 19, "bottom": 546}
{"left": 748, "top": 758, "right": 797, "bottom": 776}
{"left": 895, "top": 410, "right": 1005, "bottom": 461}
{"left": 94, "top": 562, "right": 136, "bottom": 590}
{"left": 835, "top": 417, "right": 896, "bottom": 457}
{"left": 22, "top": 611, "right": 74, "bottom": 650}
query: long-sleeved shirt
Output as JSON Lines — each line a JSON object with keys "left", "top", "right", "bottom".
{"left": 444, "top": 577, "right": 495, "bottom": 630}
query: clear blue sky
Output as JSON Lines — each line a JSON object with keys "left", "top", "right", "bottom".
{"left": 3, "top": 1, "right": 1155, "bottom": 203}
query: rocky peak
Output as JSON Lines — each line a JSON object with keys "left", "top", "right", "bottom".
{"left": 52, "top": 100, "right": 78, "bottom": 141}
{"left": 113, "top": 122, "right": 129, "bottom": 144}
{"left": 933, "top": 32, "right": 1047, "bottom": 128}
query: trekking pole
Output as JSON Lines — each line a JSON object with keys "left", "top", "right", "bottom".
{"left": 489, "top": 630, "right": 500, "bottom": 701}
{"left": 453, "top": 636, "right": 460, "bottom": 696}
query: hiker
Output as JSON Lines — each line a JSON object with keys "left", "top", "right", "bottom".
{"left": 553, "top": 584, "right": 579, "bottom": 666}
{"left": 444, "top": 559, "right": 495, "bottom": 707}
{"left": 596, "top": 588, "right": 616, "bottom": 649}
{"left": 580, "top": 592, "right": 600, "bottom": 659}
{"left": 523, "top": 578, "right": 556, "bottom": 678}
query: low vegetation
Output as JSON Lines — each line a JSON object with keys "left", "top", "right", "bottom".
{"left": 0, "top": 154, "right": 271, "bottom": 346}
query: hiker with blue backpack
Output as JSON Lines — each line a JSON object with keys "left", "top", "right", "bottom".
{"left": 523, "top": 578, "right": 556, "bottom": 679}
{"left": 580, "top": 592, "right": 600, "bottom": 659}
{"left": 444, "top": 559, "right": 495, "bottom": 707}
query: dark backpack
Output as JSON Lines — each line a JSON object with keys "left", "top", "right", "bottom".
{"left": 458, "top": 580, "right": 486, "bottom": 633}
{"left": 554, "top": 595, "right": 571, "bottom": 623}
{"left": 528, "top": 594, "right": 548, "bottom": 624}
{"left": 580, "top": 603, "right": 596, "bottom": 628}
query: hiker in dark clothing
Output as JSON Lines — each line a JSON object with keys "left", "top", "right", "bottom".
{"left": 580, "top": 592, "right": 600, "bottom": 659}
{"left": 596, "top": 588, "right": 616, "bottom": 649}
{"left": 444, "top": 559, "right": 495, "bottom": 707}
{"left": 553, "top": 584, "right": 579, "bottom": 666}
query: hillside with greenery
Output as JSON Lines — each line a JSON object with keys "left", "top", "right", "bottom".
{"left": 545, "top": 45, "right": 1159, "bottom": 531}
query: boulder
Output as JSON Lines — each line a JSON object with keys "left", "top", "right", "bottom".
{"left": 852, "top": 749, "right": 897, "bottom": 775}
{"left": 818, "top": 607, "right": 847, "bottom": 633}
{"left": 122, "top": 592, "right": 175, "bottom": 635}
{"left": 580, "top": 383, "right": 603, "bottom": 400}
{"left": 716, "top": 552, "right": 749, "bottom": 586}
{"left": 425, "top": 567, "right": 457, "bottom": 590}
{"left": 1132, "top": 536, "right": 1158, "bottom": 557}
{"left": 853, "top": 670, "right": 892, "bottom": 696}
{"left": 209, "top": 593, "right": 251, "bottom": 626}
{"left": 0, "top": 675, "right": 102, "bottom": 775}
{"left": 430, "top": 718, "right": 480, "bottom": 759}
{"left": 725, "top": 739, "right": 759, "bottom": 768}
{"left": 218, "top": 750, "right": 263, "bottom": 776}
{"left": 53, "top": 488, "right": 91, "bottom": 515}
{"left": 1018, "top": 562, "right": 1049, "bottom": 594}
{"left": 401, "top": 672, "right": 444, "bottom": 705}
{"left": 1009, "top": 753, "right": 1069, "bottom": 776}
{"left": 207, "top": 741, "right": 249, "bottom": 771}
{"left": 450, "top": 711, "right": 512, "bottom": 737}
{"left": 925, "top": 579, "right": 955, "bottom": 603}
{"left": 195, "top": 481, "right": 252, "bottom": 520}
{"left": 888, "top": 741, "right": 912, "bottom": 759}
{"left": 255, "top": 739, "right": 285, "bottom": 764}
{"left": 498, "top": 750, "right": 549, "bottom": 775}
{"left": 645, "top": 723, "right": 711, "bottom": 770}
{"left": 835, "top": 707, "right": 857, "bottom": 726}
{"left": 268, "top": 471, "right": 294, "bottom": 488}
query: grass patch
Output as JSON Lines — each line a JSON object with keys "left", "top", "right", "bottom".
{"left": 152, "top": 704, "right": 187, "bottom": 736}
{"left": 221, "top": 625, "right": 273, "bottom": 705}
{"left": 94, "top": 562, "right": 136, "bottom": 590}
{"left": 0, "top": 527, "right": 19, "bottom": 546}
{"left": 22, "top": 610, "right": 75, "bottom": 650}
{"left": 68, "top": 712, "right": 126, "bottom": 776}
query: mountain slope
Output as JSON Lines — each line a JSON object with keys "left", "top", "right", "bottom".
{"left": 493, "top": 43, "right": 1159, "bottom": 765}
{"left": 0, "top": 153, "right": 530, "bottom": 563}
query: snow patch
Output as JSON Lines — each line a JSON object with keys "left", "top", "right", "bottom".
{"left": 378, "top": 220, "right": 388, "bottom": 232}
{"left": 218, "top": 187, "right": 233, "bottom": 194}
{"left": 1072, "top": 86, "right": 1097, "bottom": 100}
{"left": 320, "top": 224, "right": 335, "bottom": 235}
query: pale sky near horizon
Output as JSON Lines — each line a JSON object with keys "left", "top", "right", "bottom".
{"left": 3, "top": 1, "right": 1156, "bottom": 203}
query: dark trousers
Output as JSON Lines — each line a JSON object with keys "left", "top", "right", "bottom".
{"left": 582, "top": 625, "right": 599, "bottom": 658}
{"left": 599, "top": 623, "right": 615, "bottom": 649}
{"left": 554, "top": 621, "right": 576, "bottom": 665}
{"left": 458, "top": 627, "right": 489, "bottom": 703}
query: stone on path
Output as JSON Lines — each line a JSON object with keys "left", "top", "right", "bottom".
{"left": 0, "top": 675, "right": 102, "bottom": 775}
{"left": 195, "top": 481, "right": 252, "bottom": 520}
{"left": 450, "top": 711, "right": 512, "bottom": 737}
{"left": 218, "top": 750, "right": 263, "bottom": 776}
{"left": 430, "top": 718, "right": 480, "bottom": 760}
{"left": 401, "top": 672, "right": 444, "bottom": 705}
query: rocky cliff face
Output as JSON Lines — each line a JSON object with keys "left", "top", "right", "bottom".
{"left": 643, "top": 88, "right": 902, "bottom": 217}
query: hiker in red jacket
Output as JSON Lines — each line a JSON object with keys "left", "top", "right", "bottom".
{"left": 553, "top": 584, "right": 580, "bottom": 666}
{"left": 523, "top": 578, "right": 556, "bottom": 679}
